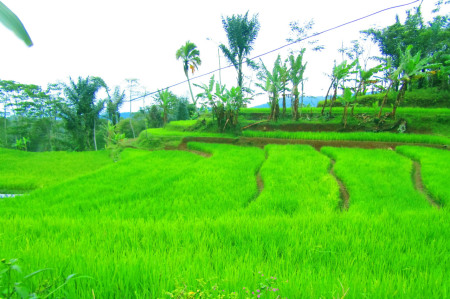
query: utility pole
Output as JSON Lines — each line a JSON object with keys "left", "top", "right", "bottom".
{"left": 207, "top": 38, "right": 222, "bottom": 86}
{"left": 125, "top": 78, "right": 139, "bottom": 139}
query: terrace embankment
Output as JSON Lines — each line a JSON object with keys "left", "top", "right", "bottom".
{"left": 329, "top": 160, "right": 350, "bottom": 210}
{"left": 177, "top": 141, "right": 212, "bottom": 157}
{"left": 411, "top": 161, "right": 440, "bottom": 209}
{"left": 180, "top": 136, "right": 447, "bottom": 151}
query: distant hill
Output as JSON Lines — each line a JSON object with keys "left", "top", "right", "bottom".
{"left": 251, "top": 96, "right": 324, "bottom": 108}
{"left": 120, "top": 112, "right": 131, "bottom": 119}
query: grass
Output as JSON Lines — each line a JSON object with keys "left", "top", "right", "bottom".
{"left": 243, "top": 130, "right": 450, "bottom": 145}
{"left": 0, "top": 144, "right": 449, "bottom": 298}
{"left": 396, "top": 145, "right": 450, "bottom": 208}
{"left": 0, "top": 148, "right": 113, "bottom": 193}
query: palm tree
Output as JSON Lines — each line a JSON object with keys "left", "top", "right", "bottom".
{"left": 220, "top": 12, "right": 260, "bottom": 90}
{"left": 106, "top": 86, "right": 125, "bottom": 125}
{"left": 59, "top": 76, "right": 106, "bottom": 151}
{"left": 176, "top": 41, "right": 201, "bottom": 112}
{"left": 154, "top": 89, "right": 176, "bottom": 126}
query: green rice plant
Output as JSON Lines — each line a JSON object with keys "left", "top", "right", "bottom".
{"left": 0, "top": 148, "right": 113, "bottom": 193}
{"left": 243, "top": 130, "right": 450, "bottom": 145}
{"left": 139, "top": 128, "right": 236, "bottom": 138}
{"left": 164, "top": 120, "right": 199, "bottom": 131}
{"left": 1, "top": 145, "right": 449, "bottom": 298}
{"left": 396, "top": 146, "right": 450, "bottom": 207}
{"left": 1, "top": 143, "right": 264, "bottom": 220}
{"left": 321, "top": 147, "right": 431, "bottom": 212}
{"left": 247, "top": 144, "right": 340, "bottom": 215}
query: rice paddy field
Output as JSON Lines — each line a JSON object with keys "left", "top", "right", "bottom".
{"left": 0, "top": 143, "right": 449, "bottom": 298}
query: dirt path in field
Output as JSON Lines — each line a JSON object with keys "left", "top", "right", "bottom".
{"left": 176, "top": 142, "right": 212, "bottom": 158}
{"left": 329, "top": 160, "right": 350, "bottom": 211}
{"left": 411, "top": 161, "right": 440, "bottom": 209}
{"left": 179, "top": 136, "right": 447, "bottom": 151}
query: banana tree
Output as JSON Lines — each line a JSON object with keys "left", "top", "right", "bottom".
{"left": 258, "top": 56, "right": 282, "bottom": 121}
{"left": 340, "top": 87, "right": 354, "bottom": 128}
{"left": 378, "top": 57, "right": 400, "bottom": 118}
{"left": 195, "top": 75, "right": 217, "bottom": 120}
{"left": 391, "top": 45, "right": 440, "bottom": 118}
{"left": 328, "top": 60, "right": 358, "bottom": 116}
{"left": 278, "top": 59, "right": 290, "bottom": 117}
{"left": 288, "top": 49, "right": 307, "bottom": 120}
{"left": 214, "top": 86, "right": 246, "bottom": 131}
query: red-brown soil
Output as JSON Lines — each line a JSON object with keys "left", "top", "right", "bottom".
{"left": 329, "top": 160, "right": 350, "bottom": 211}
{"left": 412, "top": 161, "right": 440, "bottom": 209}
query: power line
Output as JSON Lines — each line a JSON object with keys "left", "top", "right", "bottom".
{"left": 128, "top": 0, "right": 420, "bottom": 103}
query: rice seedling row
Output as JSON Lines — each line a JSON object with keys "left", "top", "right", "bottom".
{"left": 1, "top": 144, "right": 448, "bottom": 298}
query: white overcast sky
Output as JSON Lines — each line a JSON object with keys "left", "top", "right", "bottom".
{"left": 0, "top": 0, "right": 447, "bottom": 110}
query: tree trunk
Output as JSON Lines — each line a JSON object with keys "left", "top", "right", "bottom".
{"left": 343, "top": 103, "right": 349, "bottom": 128}
{"left": 3, "top": 106, "right": 7, "bottom": 146}
{"left": 328, "top": 84, "right": 338, "bottom": 116}
{"left": 378, "top": 81, "right": 393, "bottom": 118}
{"left": 293, "top": 93, "right": 299, "bottom": 121}
{"left": 321, "top": 81, "right": 333, "bottom": 116}
{"left": 392, "top": 82, "right": 407, "bottom": 119}
{"left": 186, "top": 74, "right": 197, "bottom": 114}
{"left": 93, "top": 118, "right": 97, "bottom": 151}
{"left": 299, "top": 81, "right": 304, "bottom": 118}
{"left": 129, "top": 94, "right": 135, "bottom": 139}
{"left": 282, "top": 91, "right": 286, "bottom": 117}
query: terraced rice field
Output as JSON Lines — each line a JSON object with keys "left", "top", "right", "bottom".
{"left": 0, "top": 144, "right": 448, "bottom": 298}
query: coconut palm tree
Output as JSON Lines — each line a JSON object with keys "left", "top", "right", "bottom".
{"left": 176, "top": 41, "right": 201, "bottom": 112}
{"left": 220, "top": 12, "right": 260, "bottom": 90}
{"left": 58, "top": 76, "right": 106, "bottom": 151}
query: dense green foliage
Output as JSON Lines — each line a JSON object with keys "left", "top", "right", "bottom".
{"left": 0, "top": 144, "right": 448, "bottom": 298}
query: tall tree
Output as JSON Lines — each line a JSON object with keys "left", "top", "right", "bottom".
{"left": 257, "top": 55, "right": 282, "bottom": 121}
{"left": 154, "top": 89, "right": 176, "bottom": 126}
{"left": 106, "top": 86, "right": 125, "bottom": 125}
{"left": 391, "top": 45, "right": 440, "bottom": 117}
{"left": 176, "top": 41, "right": 201, "bottom": 112}
{"left": 58, "top": 76, "right": 106, "bottom": 151}
{"left": 220, "top": 11, "right": 260, "bottom": 90}
{"left": 288, "top": 49, "right": 307, "bottom": 120}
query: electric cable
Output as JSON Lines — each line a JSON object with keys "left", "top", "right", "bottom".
{"left": 128, "top": 0, "right": 420, "bottom": 103}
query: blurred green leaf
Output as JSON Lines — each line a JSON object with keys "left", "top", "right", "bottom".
{"left": 0, "top": 1, "right": 33, "bottom": 46}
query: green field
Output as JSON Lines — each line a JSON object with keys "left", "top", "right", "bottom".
{"left": 1, "top": 144, "right": 449, "bottom": 298}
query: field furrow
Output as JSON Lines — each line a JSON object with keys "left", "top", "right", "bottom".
{"left": 321, "top": 147, "right": 431, "bottom": 212}
{"left": 247, "top": 144, "right": 341, "bottom": 215}
{"left": 396, "top": 146, "right": 450, "bottom": 208}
